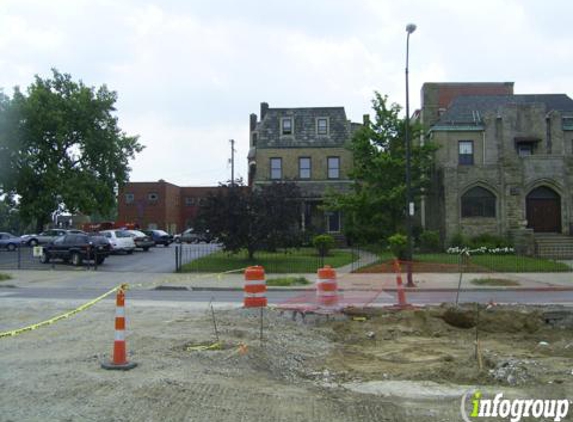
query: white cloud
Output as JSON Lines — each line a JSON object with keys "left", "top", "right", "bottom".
{"left": 0, "top": 0, "right": 572, "bottom": 187}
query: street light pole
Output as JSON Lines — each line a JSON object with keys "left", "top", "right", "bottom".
{"left": 229, "top": 139, "right": 235, "bottom": 187}
{"left": 405, "top": 23, "right": 416, "bottom": 288}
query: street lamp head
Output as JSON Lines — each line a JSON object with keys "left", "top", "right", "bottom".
{"left": 406, "top": 23, "right": 417, "bottom": 34}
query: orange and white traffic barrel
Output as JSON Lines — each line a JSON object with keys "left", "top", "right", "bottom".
{"left": 316, "top": 265, "right": 339, "bottom": 308}
{"left": 101, "top": 286, "right": 137, "bottom": 370}
{"left": 244, "top": 266, "right": 267, "bottom": 308}
{"left": 393, "top": 259, "right": 408, "bottom": 308}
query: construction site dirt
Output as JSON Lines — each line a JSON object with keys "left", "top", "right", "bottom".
{"left": 1, "top": 299, "right": 572, "bottom": 421}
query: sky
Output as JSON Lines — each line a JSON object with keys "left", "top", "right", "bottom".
{"left": 1, "top": 0, "right": 572, "bottom": 186}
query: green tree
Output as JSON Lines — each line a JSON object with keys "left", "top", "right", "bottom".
{"left": 326, "top": 92, "right": 436, "bottom": 244}
{"left": 198, "top": 181, "right": 302, "bottom": 259}
{"left": 0, "top": 69, "right": 143, "bottom": 232}
{"left": 0, "top": 196, "right": 24, "bottom": 234}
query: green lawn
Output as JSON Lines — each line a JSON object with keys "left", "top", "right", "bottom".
{"left": 359, "top": 251, "right": 571, "bottom": 273}
{"left": 0, "top": 273, "right": 12, "bottom": 281}
{"left": 416, "top": 253, "right": 571, "bottom": 272}
{"left": 266, "top": 276, "right": 311, "bottom": 286}
{"left": 471, "top": 278, "right": 521, "bottom": 286}
{"left": 180, "top": 248, "right": 357, "bottom": 274}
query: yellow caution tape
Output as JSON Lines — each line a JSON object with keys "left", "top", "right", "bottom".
{"left": 352, "top": 317, "right": 368, "bottom": 322}
{"left": 0, "top": 285, "right": 121, "bottom": 339}
{"left": 0, "top": 268, "right": 247, "bottom": 340}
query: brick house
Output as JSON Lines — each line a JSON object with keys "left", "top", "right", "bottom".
{"left": 419, "top": 83, "right": 573, "bottom": 251}
{"left": 117, "top": 180, "right": 219, "bottom": 233}
{"left": 247, "top": 102, "right": 361, "bottom": 238}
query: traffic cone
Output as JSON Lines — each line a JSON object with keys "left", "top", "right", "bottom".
{"left": 393, "top": 259, "right": 408, "bottom": 308}
{"left": 101, "top": 286, "right": 137, "bottom": 370}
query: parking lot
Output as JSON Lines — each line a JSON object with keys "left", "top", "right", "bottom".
{"left": 0, "top": 243, "right": 221, "bottom": 273}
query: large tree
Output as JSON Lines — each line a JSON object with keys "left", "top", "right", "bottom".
{"left": 198, "top": 181, "right": 302, "bottom": 259}
{"left": 326, "top": 92, "right": 436, "bottom": 244}
{"left": 0, "top": 69, "right": 143, "bottom": 232}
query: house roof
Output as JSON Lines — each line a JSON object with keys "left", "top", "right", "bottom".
{"left": 255, "top": 106, "right": 354, "bottom": 148}
{"left": 435, "top": 94, "right": 573, "bottom": 126}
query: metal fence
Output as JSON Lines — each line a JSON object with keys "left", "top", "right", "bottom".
{"left": 174, "top": 244, "right": 328, "bottom": 274}
{"left": 0, "top": 246, "right": 103, "bottom": 271}
{"left": 348, "top": 246, "right": 573, "bottom": 274}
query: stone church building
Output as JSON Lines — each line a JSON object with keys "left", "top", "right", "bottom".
{"left": 419, "top": 82, "right": 573, "bottom": 251}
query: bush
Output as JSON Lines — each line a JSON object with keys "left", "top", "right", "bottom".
{"left": 469, "top": 234, "right": 512, "bottom": 249}
{"left": 388, "top": 233, "right": 408, "bottom": 259}
{"left": 312, "top": 234, "right": 335, "bottom": 257}
{"left": 449, "top": 232, "right": 468, "bottom": 248}
{"left": 419, "top": 230, "right": 441, "bottom": 252}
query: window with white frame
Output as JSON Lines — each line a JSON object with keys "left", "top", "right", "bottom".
{"left": 147, "top": 192, "right": 159, "bottom": 202}
{"left": 299, "top": 157, "right": 311, "bottom": 179}
{"left": 327, "top": 156, "right": 340, "bottom": 179}
{"left": 458, "top": 141, "right": 474, "bottom": 165}
{"left": 125, "top": 193, "right": 134, "bottom": 204}
{"left": 281, "top": 118, "right": 293, "bottom": 135}
{"left": 270, "top": 158, "right": 282, "bottom": 180}
{"left": 317, "top": 117, "right": 328, "bottom": 135}
{"left": 185, "top": 197, "right": 195, "bottom": 206}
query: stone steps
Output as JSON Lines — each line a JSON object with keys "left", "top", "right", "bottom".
{"left": 534, "top": 234, "right": 573, "bottom": 259}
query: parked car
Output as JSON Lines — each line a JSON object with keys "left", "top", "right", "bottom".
{"left": 142, "top": 230, "right": 173, "bottom": 247}
{"left": 40, "top": 233, "right": 111, "bottom": 266}
{"left": 67, "top": 229, "right": 88, "bottom": 235}
{"left": 175, "top": 228, "right": 214, "bottom": 244}
{"left": 0, "top": 232, "right": 22, "bottom": 251}
{"left": 21, "top": 229, "right": 69, "bottom": 246}
{"left": 125, "top": 230, "right": 154, "bottom": 251}
{"left": 100, "top": 230, "right": 136, "bottom": 254}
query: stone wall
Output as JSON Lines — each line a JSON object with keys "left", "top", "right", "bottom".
{"left": 430, "top": 106, "right": 573, "bottom": 242}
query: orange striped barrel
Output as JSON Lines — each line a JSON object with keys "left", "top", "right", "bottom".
{"left": 244, "top": 266, "right": 267, "bottom": 308}
{"left": 316, "top": 265, "right": 339, "bottom": 308}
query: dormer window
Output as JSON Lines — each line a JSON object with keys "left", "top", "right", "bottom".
{"left": 514, "top": 137, "right": 540, "bottom": 157}
{"left": 281, "top": 118, "right": 293, "bottom": 135}
{"left": 517, "top": 144, "right": 533, "bottom": 156}
{"left": 317, "top": 117, "right": 329, "bottom": 135}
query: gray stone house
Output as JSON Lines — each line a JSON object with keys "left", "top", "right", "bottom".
{"left": 420, "top": 83, "right": 573, "bottom": 253}
{"left": 247, "top": 102, "right": 361, "bottom": 238}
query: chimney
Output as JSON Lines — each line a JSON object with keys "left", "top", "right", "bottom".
{"left": 250, "top": 113, "right": 257, "bottom": 132}
{"left": 260, "top": 102, "right": 269, "bottom": 120}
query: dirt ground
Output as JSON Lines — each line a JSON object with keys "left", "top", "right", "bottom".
{"left": 1, "top": 298, "right": 572, "bottom": 422}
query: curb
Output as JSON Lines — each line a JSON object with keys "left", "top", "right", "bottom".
{"left": 157, "top": 285, "right": 573, "bottom": 293}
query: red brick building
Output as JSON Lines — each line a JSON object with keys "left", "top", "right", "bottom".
{"left": 117, "top": 180, "right": 220, "bottom": 234}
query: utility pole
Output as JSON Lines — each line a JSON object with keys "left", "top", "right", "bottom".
{"left": 404, "top": 23, "right": 417, "bottom": 288}
{"left": 229, "top": 139, "right": 235, "bottom": 186}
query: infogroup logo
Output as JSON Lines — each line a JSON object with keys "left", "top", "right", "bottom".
{"left": 461, "top": 390, "right": 570, "bottom": 422}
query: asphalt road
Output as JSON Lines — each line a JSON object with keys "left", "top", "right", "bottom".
{"left": 2, "top": 286, "right": 573, "bottom": 306}
{"left": 0, "top": 243, "right": 220, "bottom": 273}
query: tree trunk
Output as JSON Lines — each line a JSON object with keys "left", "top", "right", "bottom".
{"left": 35, "top": 217, "right": 47, "bottom": 234}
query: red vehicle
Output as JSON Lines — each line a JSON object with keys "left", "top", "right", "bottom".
{"left": 82, "top": 221, "right": 139, "bottom": 233}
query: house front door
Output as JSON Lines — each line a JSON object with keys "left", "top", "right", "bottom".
{"left": 526, "top": 187, "right": 561, "bottom": 233}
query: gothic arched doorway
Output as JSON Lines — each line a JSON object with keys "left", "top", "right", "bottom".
{"left": 526, "top": 186, "right": 561, "bottom": 232}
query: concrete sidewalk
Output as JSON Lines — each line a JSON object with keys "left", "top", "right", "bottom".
{"left": 157, "top": 270, "right": 573, "bottom": 292}
{"left": 1, "top": 265, "right": 572, "bottom": 292}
